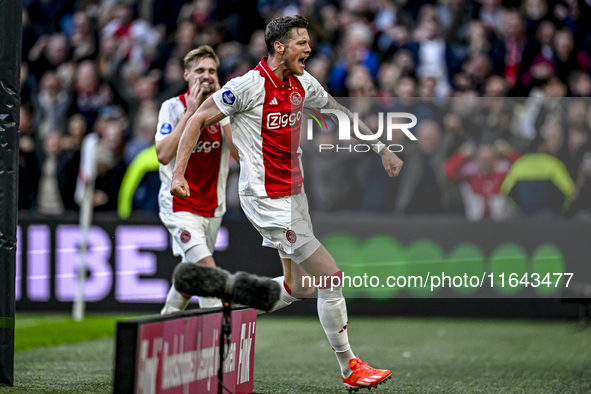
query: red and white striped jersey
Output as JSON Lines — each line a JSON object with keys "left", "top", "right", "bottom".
{"left": 212, "top": 57, "right": 328, "bottom": 197}
{"left": 156, "top": 92, "right": 230, "bottom": 217}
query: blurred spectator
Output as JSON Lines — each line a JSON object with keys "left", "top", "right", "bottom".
{"left": 57, "top": 114, "right": 87, "bottom": 211}
{"left": 497, "top": 9, "right": 527, "bottom": 92}
{"left": 395, "top": 119, "right": 447, "bottom": 214}
{"left": 418, "top": 76, "right": 438, "bottom": 98}
{"left": 26, "top": 0, "right": 72, "bottom": 37}
{"left": 465, "top": 20, "right": 486, "bottom": 57}
{"left": 33, "top": 71, "right": 71, "bottom": 140}
{"left": 484, "top": 75, "right": 509, "bottom": 97}
{"left": 473, "top": 98, "right": 516, "bottom": 145}
{"left": 177, "top": 0, "right": 215, "bottom": 25}
{"left": 377, "top": 61, "right": 401, "bottom": 100}
{"left": 532, "top": 116, "right": 569, "bottom": 162}
{"left": 27, "top": 33, "right": 69, "bottom": 83}
{"left": 345, "top": 64, "right": 377, "bottom": 97}
{"left": 118, "top": 145, "right": 160, "bottom": 218}
{"left": 95, "top": 34, "right": 119, "bottom": 80}
{"left": 306, "top": 54, "right": 331, "bottom": 89}
{"left": 248, "top": 29, "right": 269, "bottom": 60}
{"left": 568, "top": 71, "right": 591, "bottom": 97}
{"left": 159, "top": 57, "right": 187, "bottom": 96}
{"left": 540, "top": 76, "right": 568, "bottom": 97}
{"left": 407, "top": 15, "right": 458, "bottom": 96}
{"left": 152, "top": 0, "right": 186, "bottom": 35}
{"left": 520, "top": 20, "right": 556, "bottom": 89}
{"left": 563, "top": 122, "right": 590, "bottom": 178}
{"left": 198, "top": 21, "right": 227, "bottom": 48}
{"left": 152, "top": 21, "right": 197, "bottom": 71}
{"left": 302, "top": 131, "right": 363, "bottom": 212}
{"left": 552, "top": 28, "right": 591, "bottom": 84}
{"left": 522, "top": 0, "right": 551, "bottom": 39}
{"left": 502, "top": 153, "right": 575, "bottom": 215}
{"left": 575, "top": 151, "right": 591, "bottom": 215}
{"left": 109, "top": 55, "right": 160, "bottom": 127}
{"left": 101, "top": 2, "right": 162, "bottom": 69}
{"left": 36, "top": 132, "right": 65, "bottom": 215}
{"left": 329, "top": 22, "right": 380, "bottom": 95}
{"left": 124, "top": 101, "right": 158, "bottom": 165}
{"left": 93, "top": 118, "right": 128, "bottom": 212}
{"left": 70, "top": 60, "right": 111, "bottom": 130}
{"left": 567, "top": 99, "right": 587, "bottom": 128}
{"left": 56, "top": 61, "right": 77, "bottom": 95}
{"left": 390, "top": 75, "right": 434, "bottom": 124}
{"left": 477, "top": 0, "right": 504, "bottom": 33}
{"left": 69, "top": 11, "right": 99, "bottom": 62}
{"left": 445, "top": 141, "right": 519, "bottom": 220}
{"left": 462, "top": 52, "right": 494, "bottom": 94}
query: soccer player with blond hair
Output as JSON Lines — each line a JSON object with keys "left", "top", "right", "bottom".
{"left": 157, "top": 45, "right": 238, "bottom": 313}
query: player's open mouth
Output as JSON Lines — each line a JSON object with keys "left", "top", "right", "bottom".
{"left": 298, "top": 58, "right": 307, "bottom": 67}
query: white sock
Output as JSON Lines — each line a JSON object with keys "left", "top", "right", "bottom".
{"left": 318, "top": 283, "right": 355, "bottom": 376}
{"left": 257, "top": 276, "right": 301, "bottom": 315}
{"left": 161, "top": 285, "right": 192, "bottom": 314}
{"left": 199, "top": 296, "right": 223, "bottom": 308}
{"left": 335, "top": 349, "right": 355, "bottom": 378}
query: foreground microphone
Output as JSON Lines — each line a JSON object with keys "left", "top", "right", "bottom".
{"left": 173, "top": 263, "right": 281, "bottom": 312}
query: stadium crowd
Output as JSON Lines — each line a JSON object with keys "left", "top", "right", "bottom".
{"left": 18, "top": 0, "right": 591, "bottom": 220}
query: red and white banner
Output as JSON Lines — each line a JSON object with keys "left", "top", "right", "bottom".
{"left": 134, "top": 309, "right": 257, "bottom": 394}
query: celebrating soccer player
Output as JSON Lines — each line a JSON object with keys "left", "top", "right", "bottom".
{"left": 157, "top": 45, "right": 238, "bottom": 314}
{"left": 171, "top": 16, "right": 402, "bottom": 391}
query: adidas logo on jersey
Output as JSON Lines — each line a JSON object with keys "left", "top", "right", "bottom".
{"left": 269, "top": 97, "right": 279, "bottom": 105}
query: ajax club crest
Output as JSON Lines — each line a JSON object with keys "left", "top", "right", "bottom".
{"left": 290, "top": 91, "right": 303, "bottom": 106}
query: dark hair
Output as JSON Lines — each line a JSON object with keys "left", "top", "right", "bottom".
{"left": 264, "top": 15, "right": 308, "bottom": 55}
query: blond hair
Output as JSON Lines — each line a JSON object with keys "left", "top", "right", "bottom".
{"left": 183, "top": 45, "right": 220, "bottom": 69}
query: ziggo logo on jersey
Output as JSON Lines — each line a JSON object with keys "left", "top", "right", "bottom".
{"left": 266, "top": 111, "right": 303, "bottom": 129}
{"left": 192, "top": 141, "right": 221, "bottom": 153}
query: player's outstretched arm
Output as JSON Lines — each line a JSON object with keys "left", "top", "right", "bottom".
{"left": 171, "top": 96, "right": 226, "bottom": 198}
{"left": 321, "top": 94, "right": 403, "bottom": 177}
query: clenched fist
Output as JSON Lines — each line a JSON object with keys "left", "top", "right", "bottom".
{"left": 170, "top": 175, "right": 190, "bottom": 198}
{"left": 381, "top": 150, "right": 404, "bottom": 177}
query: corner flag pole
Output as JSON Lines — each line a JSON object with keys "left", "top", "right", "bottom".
{"left": 73, "top": 182, "right": 95, "bottom": 321}
{"left": 73, "top": 133, "right": 99, "bottom": 322}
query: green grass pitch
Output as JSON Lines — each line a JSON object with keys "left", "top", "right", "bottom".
{"left": 3, "top": 314, "right": 591, "bottom": 393}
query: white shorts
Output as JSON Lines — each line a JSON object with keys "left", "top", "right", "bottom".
{"left": 159, "top": 210, "right": 222, "bottom": 263}
{"left": 239, "top": 192, "right": 321, "bottom": 264}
